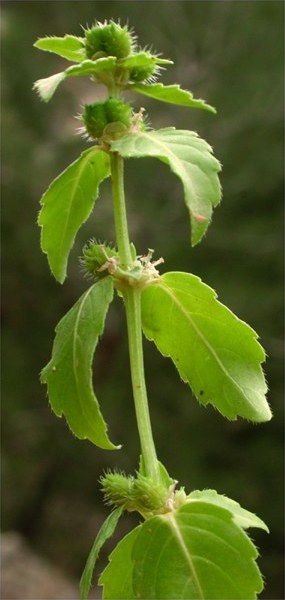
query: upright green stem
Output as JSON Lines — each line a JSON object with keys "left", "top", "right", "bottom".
{"left": 110, "top": 153, "right": 132, "bottom": 268}
{"left": 110, "top": 152, "right": 160, "bottom": 483}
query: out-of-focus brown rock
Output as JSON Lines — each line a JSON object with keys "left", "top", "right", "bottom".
{"left": 0, "top": 531, "right": 99, "bottom": 599}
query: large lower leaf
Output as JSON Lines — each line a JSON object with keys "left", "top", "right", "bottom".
{"left": 100, "top": 502, "right": 264, "bottom": 599}
{"left": 38, "top": 147, "right": 110, "bottom": 283}
{"left": 128, "top": 82, "right": 216, "bottom": 113}
{"left": 132, "top": 502, "right": 263, "bottom": 599}
{"left": 41, "top": 278, "right": 118, "bottom": 449}
{"left": 111, "top": 127, "right": 221, "bottom": 245}
{"left": 141, "top": 271, "right": 271, "bottom": 422}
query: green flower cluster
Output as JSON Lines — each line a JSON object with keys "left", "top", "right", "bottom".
{"left": 100, "top": 471, "right": 171, "bottom": 517}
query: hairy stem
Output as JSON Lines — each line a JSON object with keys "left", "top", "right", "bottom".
{"left": 110, "top": 152, "right": 160, "bottom": 482}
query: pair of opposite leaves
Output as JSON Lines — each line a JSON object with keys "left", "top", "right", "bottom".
{"left": 39, "top": 130, "right": 271, "bottom": 450}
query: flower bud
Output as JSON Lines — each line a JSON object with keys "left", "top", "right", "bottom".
{"left": 84, "top": 21, "right": 134, "bottom": 60}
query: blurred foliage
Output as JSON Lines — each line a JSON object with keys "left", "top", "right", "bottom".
{"left": 1, "top": 1, "right": 283, "bottom": 598}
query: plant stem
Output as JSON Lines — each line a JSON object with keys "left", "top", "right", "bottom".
{"left": 110, "top": 152, "right": 160, "bottom": 483}
{"left": 110, "top": 153, "right": 132, "bottom": 268}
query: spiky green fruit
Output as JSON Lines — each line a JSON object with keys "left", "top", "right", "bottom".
{"left": 82, "top": 99, "right": 132, "bottom": 140}
{"left": 81, "top": 241, "right": 118, "bottom": 279}
{"left": 84, "top": 21, "right": 135, "bottom": 60}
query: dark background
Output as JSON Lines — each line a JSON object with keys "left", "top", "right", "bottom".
{"left": 2, "top": 1, "right": 284, "bottom": 598}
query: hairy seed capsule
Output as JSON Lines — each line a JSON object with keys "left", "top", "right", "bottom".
{"left": 82, "top": 103, "right": 107, "bottom": 139}
{"left": 84, "top": 21, "right": 134, "bottom": 60}
{"left": 104, "top": 98, "right": 132, "bottom": 128}
{"left": 82, "top": 99, "right": 132, "bottom": 140}
{"left": 81, "top": 241, "right": 118, "bottom": 279}
{"left": 130, "top": 64, "right": 157, "bottom": 83}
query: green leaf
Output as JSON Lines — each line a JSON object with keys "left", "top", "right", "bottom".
{"left": 80, "top": 507, "right": 124, "bottom": 600}
{"left": 33, "top": 71, "right": 66, "bottom": 102}
{"left": 141, "top": 272, "right": 271, "bottom": 422}
{"left": 99, "top": 527, "right": 141, "bottom": 599}
{"left": 65, "top": 56, "right": 117, "bottom": 77}
{"left": 128, "top": 82, "right": 216, "bottom": 113}
{"left": 132, "top": 502, "right": 263, "bottom": 599}
{"left": 118, "top": 51, "right": 173, "bottom": 69}
{"left": 111, "top": 128, "right": 221, "bottom": 245}
{"left": 38, "top": 147, "right": 110, "bottom": 283}
{"left": 34, "top": 35, "right": 85, "bottom": 62}
{"left": 187, "top": 490, "right": 269, "bottom": 532}
{"left": 33, "top": 58, "right": 117, "bottom": 102}
{"left": 40, "top": 278, "right": 119, "bottom": 450}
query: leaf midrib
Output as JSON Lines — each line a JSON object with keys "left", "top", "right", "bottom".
{"left": 57, "top": 148, "right": 98, "bottom": 271}
{"left": 72, "top": 283, "right": 101, "bottom": 438}
{"left": 133, "top": 131, "right": 200, "bottom": 209}
{"left": 167, "top": 512, "right": 205, "bottom": 599}
{"left": 156, "top": 279, "right": 253, "bottom": 407}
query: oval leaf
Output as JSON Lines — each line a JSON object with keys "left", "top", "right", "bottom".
{"left": 34, "top": 35, "right": 85, "bottom": 62}
{"left": 80, "top": 507, "right": 124, "bottom": 600}
{"left": 111, "top": 128, "right": 221, "bottom": 245}
{"left": 41, "top": 278, "right": 119, "bottom": 449}
{"left": 128, "top": 82, "right": 216, "bottom": 113}
{"left": 187, "top": 490, "right": 269, "bottom": 532}
{"left": 141, "top": 272, "right": 271, "bottom": 422}
{"left": 132, "top": 502, "right": 263, "bottom": 599}
{"left": 38, "top": 147, "right": 110, "bottom": 283}
{"left": 99, "top": 527, "right": 140, "bottom": 599}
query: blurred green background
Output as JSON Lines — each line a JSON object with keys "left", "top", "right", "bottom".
{"left": 2, "top": 1, "right": 283, "bottom": 598}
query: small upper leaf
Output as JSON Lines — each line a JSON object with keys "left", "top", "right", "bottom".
{"left": 141, "top": 271, "right": 271, "bottom": 422}
{"left": 65, "top": 57, "right": 117, "bottom": 78}
{"left": 33, "top": 57, "right": 117, "bottom": 102}
{"left": 132, "top": 502, "right": 263, "bottom": 599}
{"left": 118, "top": 51, "right": 173, "bottom": 69}
{"left": 34, "top": 35, "right": 86, "bottom": 62}
{"left": 33, "top": 71, "right": 66, "bottom": 103}
{"left": 38, "top": 147, "right": 110, "bottom": 283}
{"left": 187, "top": 489, "right": 269, "bottom": 532}
{"left": 41, "top": 278, "right": 118, "bottom": 449}
{"left": 128, "top": 82, "right": 216, "bottom": 113}
{"left": 111, "top": 128, "right": 221, "bottom": 245}
{"left": 80, "top": 507, "right": 124, "bottom": 600}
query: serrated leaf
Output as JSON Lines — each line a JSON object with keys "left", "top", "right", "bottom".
{"left": 34, "top": 35, "right": 85, "bottom": 62}
{"left": 132, "top": 502, "right": 263, "bottom": 599}
{"left": 33, "top": 71, "right": 66, "bottom": 102}
{"left": 33, "top": 57, "right": 117, "bottom": 102}
{"left": 38, "top": 148, "right": 110, "bottom": 283}
{"left": 80, "top": 507, "right": 123, "bottom": 600}
{"left": 111, "top": 128, "right": 221, "bottom": 245}
{"left": 118, "top": 51, "right": 173, "bottom": 69}
{"left": 99, "top": 527, "right": 140, "bottom": 599}
{"left": 129, "top": 82, "right": 216, "bottom": 113}
{"left": 66, "top": 56, "right": 117, "bottom": 77}
{"left": 41, "top": 278, "right": 118, "bottom": 449}
{"left": 141, "top": 271, "right": 271, "bottom": 422}
{"left": 187, "top": 490, "right": 269, "bottom": 532}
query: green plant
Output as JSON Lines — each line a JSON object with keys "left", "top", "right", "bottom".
{"left": 34, "top": 20, "right": 271, "bottom": 600}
